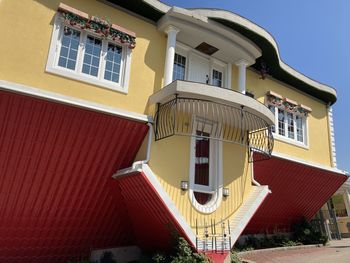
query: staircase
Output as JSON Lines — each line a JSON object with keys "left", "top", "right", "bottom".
{"left": 196, "top": 185, "right": 269, "bottom": 252}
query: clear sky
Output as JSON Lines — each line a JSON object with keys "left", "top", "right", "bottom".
{"left": 162, "top": 0, "right": 350, "bottom": 172}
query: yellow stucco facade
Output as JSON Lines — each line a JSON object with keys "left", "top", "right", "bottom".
{"left": 0, "top": 0, "right": 338, "bottom": 248}
{"left": 0, "top": 0, "right": 166, "bottom": 115}
{"left": 149, "top": 135, "right": 252, "bottom": 230}
{"left": 246, "top": 69, "right": 332, "bottom": 166}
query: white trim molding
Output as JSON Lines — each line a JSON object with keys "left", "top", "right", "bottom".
{"left": 188, "top": 118, "right": 223, "bottom": 213}
{"left": 327, "top": 105, "right": 337, "bottom": 167}
{"left": 272, "top": 151, "right": 347, "bottom": 175}
{"left": 46, "top": 14, "right": 132, "bottom": 93}
{"left": 0, "top": 79, "right": 151, "bottom": 123}
{"left": 114, "top": 163, "right": 197, "bottom": 247}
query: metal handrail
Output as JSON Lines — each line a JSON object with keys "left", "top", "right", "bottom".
{"left": 154, "top": 96, "right": 274, "bottom": 161}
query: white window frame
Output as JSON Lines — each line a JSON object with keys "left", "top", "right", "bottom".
{"left": 269, "top": 105, "right": 309, "bottom": 149}
{"left": 188, "top": 117, "right": 223, "bottom": 214}
{"left": 46, "top": 14, "right": 132, "bottom": 93}
{"left": 173, "top": 42, "right": 229, "bottom": 89}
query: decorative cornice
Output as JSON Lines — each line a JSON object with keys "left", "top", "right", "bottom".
{"left": 58, "top": 3, "right": 136, "bottom": 49}
{"left": 266, "top": 92, "right": 312, "bottom": 117}
{"left": 106, "top": 0, "right": 337, "bottom": 104}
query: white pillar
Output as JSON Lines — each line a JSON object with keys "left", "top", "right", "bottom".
{"left": 235, "top": 59, "right": 249, "bottom": 94}
{"left": 344, "top": 189, "right": 350, "bottom": 216}
{"left": 225, "top": 63, "right": 232, "bottom": 89}
{"left": 164, "top": 25, "right": 179, "bottom": 86}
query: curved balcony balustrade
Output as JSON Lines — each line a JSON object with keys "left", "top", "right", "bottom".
{"left": 149, "top": 80, "right": 275, "bottom": 161}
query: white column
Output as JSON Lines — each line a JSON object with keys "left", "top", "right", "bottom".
{"left": 163, "top": 25, "right": 179, "bottom": 86}
{"left": 344, "top": 189, "right": 350, "bottom": 216}
{"left": 235, "top": 59, "right": 249, "bottom": 94}
{"left": 225, "top": 63, "right": 232, "bottom": 89}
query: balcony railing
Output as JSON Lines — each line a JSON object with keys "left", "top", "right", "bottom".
{"left": 154, "top": 96, "right": 274, "bottom": 161}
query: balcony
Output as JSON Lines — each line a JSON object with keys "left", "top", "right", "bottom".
{"left": 148, "top": 80, "right": 275, "bottom": 161}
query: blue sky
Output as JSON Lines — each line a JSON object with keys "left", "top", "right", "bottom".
{"left": 163, "top": 0, "right": 350, "bottom": 172}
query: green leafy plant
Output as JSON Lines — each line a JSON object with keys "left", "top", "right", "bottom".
{"left": 230, "top": 250, "right": 242, "bottom": 263}
{"left": 292, "top": 218, "right": 328, "bottom": 245}
{"left": 170, "top": 237, "right": 211, "bottom": 263}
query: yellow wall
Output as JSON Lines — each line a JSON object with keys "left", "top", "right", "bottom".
{"left": 0, "top": 0, "right": 333, "bottom": 167}
{"left": 0, "top": 0, "right": 334, "bottom": 231}
{"left": 149, "top": 135, "right": 252, "bottom": 230}
{"left": 245, "top": 69, "right": 332, "bottom": 166}
{"left": 0, "top": 0, "right": 166, "bottom": 115}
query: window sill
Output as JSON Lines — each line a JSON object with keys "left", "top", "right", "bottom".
{"left": 273, "top": 133, "right": 309, "bottom": 150}
{"left": 46, "top": 66, "right": 128, "bottom": 94}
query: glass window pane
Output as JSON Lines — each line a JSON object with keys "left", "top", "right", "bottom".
{"left": 195, "top": 131, "right": 210, "bottom": 186}
{"left": 173, "top": 53, "right": 186, "bottom": 81}
{"left": 69, "top": 50, "right": 77, "bottom": 60}
{"left": 112, "top": 73, "right": 119, "bottom": 83}
{"left": 296, "top": 115, "right": 304, "bottom": 142}
{"left": 58, "top": 57, "right": 67, "bottom": 68}
{"left": 287, "top": 112, "right": 295, "bottom": 139}
{"left": 82, "top": 35, "right": 101, "bottom": 77}
{"left": 104, "top": 43, "right": 122, "bottom": 83}
{"left": 82, "top": 64, "right": 90, "bottom": 74}
{"left": 268, "top": 105, "right": 276, "bottom": 133}
{"left": 212, "top": 69, "right": 222, "bottom": 87}
{"left": 90, "top": 67, "right": 98, "bottom": 77}
{"left": 58, "top": 26, "right": 80, "bottom": 70}
{"left": 60, "top": 47, "right": 68, "bottom": 58}
{"left": 105, "top": 61, "right": 113, "bottom": 71}
{"left": 278, "top": 109, "right": 285, "bottom": 136}
{"left": 104, "top": 71, "right": 111, "bottom": 80}
{"left": 67, "top": 59, "right": 76, "bottom": 70}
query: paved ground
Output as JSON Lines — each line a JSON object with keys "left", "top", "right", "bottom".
{"left": 240, "top": 239, "right": 350, "bottom": 263}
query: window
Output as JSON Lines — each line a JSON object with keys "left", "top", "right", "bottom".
{"left": 269, "top": 106, "right": 307, "bottom": 145}
{"left": 268, "top": 105, "right": 275, "bottom": 133}
{"left": 212, "top": 69, "right": 223, "bottom": 87}
{"left": 47, "top": 17, "right": 132, "bottom": 93}
{"left": 58, "top": 27, "right": 80, "bottom": 70}
{"left": 173, "top": 53, "right": 186, "bottom": 81}
{"left": 189, "top": 117, "right": 223, "bottom": 213}
{"left": 172, "top": 44, "right": 229, "bottom": 89}
{"left": 332, "top": 195, "right": 349, "bottom": 217}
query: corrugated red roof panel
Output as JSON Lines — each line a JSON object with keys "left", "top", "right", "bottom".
{"left": 0, "top": 91, "right": 148, "bottom": 263}
{"left": 117, "top": 171, "right": 192, "bottom": 251}
{"left": 244, "top": 155, "right": 347, "bottom": 234}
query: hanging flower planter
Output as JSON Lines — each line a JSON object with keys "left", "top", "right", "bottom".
{"left": 58, "top": 6, "right": 136, "bottom": 49}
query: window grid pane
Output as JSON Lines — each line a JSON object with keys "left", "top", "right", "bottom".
{"left": 212, "top": 69, "right": 222, "bottom": 87}
{"left": 58, "top": 26, "right": 80, "bottom": 70}
{"left": 82, "top": 35, "right": 102, "bottom": 77}
{"left": 287, "top": 112, "right": 295, "bottom": 139}
{"left": 104, "top": 43, "right": 122, "bottom": 83}
{"left": 296, "top": 115, "right": 304, "bottom": 142}
{"left": 173, "top": 53, "right": 186, "bottom": 81}
{"left": 268, "top": 105, "right": 276, "bottom": 133}
{"left": 278, "top": 108, "right": 285, "bottom": 136}
{"left": 194, "top": 131, "right": 210, "bottom": 187}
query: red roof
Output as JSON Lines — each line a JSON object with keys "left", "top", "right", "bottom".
{"left": 117, "top": 171, "right": 193, "bottom": 251}
{"left": 244, "top": 155, "right": 347, "bottom": 234}
{"left": 0, "top": 91, "right": 148, "bottom": 262}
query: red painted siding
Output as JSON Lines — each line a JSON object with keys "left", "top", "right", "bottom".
{"left": 117, "top": 171, "right": 192, "bottom": 251}
{"left": 0, "top": 91, "right": 148, "bottom": 263}
{"left": 244, "top": 155, "right": 347, "bottom": 234}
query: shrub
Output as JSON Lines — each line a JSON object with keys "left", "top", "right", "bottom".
{"left": 230, "top": 250, "right": 242, "bottom": 263}
{"left": 292, "top": 218, "right": 328, "bottom": 245}
{"left": 170, "top": 237, "right": 211, "bottom": 263}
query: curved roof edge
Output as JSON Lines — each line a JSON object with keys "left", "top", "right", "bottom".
{"left": 107, "top": 0, "right": 337, "bottom": 105}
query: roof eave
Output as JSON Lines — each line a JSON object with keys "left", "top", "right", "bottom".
{"left": 106, "top": 0, "right": 337, "bottom": 105}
